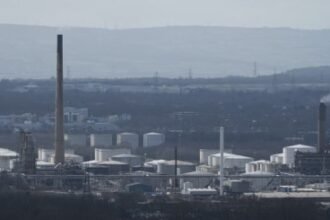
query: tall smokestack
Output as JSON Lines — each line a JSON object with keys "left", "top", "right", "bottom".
{"left": 55, "top": 35, "right": 64, "bottom": 164}
{"left": 318, "top": 102, "right": 326, "bottom": 153}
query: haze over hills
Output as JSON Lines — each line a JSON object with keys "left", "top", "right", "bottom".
{"left": 0, "top": 24, "right": 330, "bottom": 79}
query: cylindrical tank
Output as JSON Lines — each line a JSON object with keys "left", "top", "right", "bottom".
{"left": 143, "top": 132, "right": 165, "bottom": 148}
{"left": 94, "top": 148, "right": 99, "bottom": 161}
{"left": 200, "top": 149, "right": 219, "bottom": 164}
{"left": 117, "top": 132, "right": 139, "bottom": 149}
{"left": 270, "top": 153, "right": 284, "bottom": 164}
{"left": 38, "top": 149, "right": 54, "bottom": 162}
{"left": 95, "top": 148, "right": 131, "bottom": 162}
{"left": 283, "top": 147, "right": 293, "bottom": 166}
{"left": 90, "top": 134, "right": 113, "bottom": 147}
{"left": 275, "top": 155, "right": 283, "bottom": 164}
{"left": 9, "top": 159, "right": 19, "bottom": 170}
{"left": 245, "top": 163, "right": 255, "bottom": 173}
{"left": 283, "top": 146, "right": 317, "bottom": 168}
{"left": 211, "top": 155, "right": 219, "bottom": 167}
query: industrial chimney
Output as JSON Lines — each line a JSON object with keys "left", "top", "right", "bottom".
{"left": 318, "top": 102, "right": 327, "bottom": 153}
{"left": 55, "top": 35, "right": 64, "bottom": 164}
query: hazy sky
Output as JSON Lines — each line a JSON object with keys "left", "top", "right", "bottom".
{"left": 0, "top": 0, "right": 329, "bottom": 29}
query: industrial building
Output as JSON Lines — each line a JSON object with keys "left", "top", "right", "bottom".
{"left": 5, "top": 34, "right": 330, "bottom": 199}
{"left": 282, "top": 144, "right": 316, "bottom": 168}
{"left": 241, "top": 172, "right": 279, "bottom": 192}
{"left": 143, "top": 132, "right": 165, "bottom": 148}
{"left": 0, "top": 148, "right": 19, "bottom": 170}
{"left": 117, "top": 132, "right": 139, "bottom": 149}
{"left": 295, "top": 152, "right": 330, "bottom": 174}
{"left": 90, "top": 134, "right": 112, "bottom": 147}
{"left": 293, "top": 102, "right": 330, "bottom": 174}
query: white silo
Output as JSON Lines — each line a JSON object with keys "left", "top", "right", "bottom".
{"left": 270, "top": 153, "right": 284, "bottom": 164}
{"left": 282, "top": 144, "right": 317, "bottom": 168}
{"left": 95, "top": 148, "right": 131, "bottom": 162}
{"left": 245, "top": 163, "right": 256, "bottom": 173}
{"left": 199, "top": 149, "right": 219, "bottom": 164}
{"left": 38, "top": 148, "right": 54, "bottom": 162}
{"left": 143, "top": 132, "right": 165, "bottom": 148}
{"left": 117, "top": 132, "right": 139, "bottom": 149}
{"left": 245, "top": 160, "right": 274, "bottom": 174}
{"left": 90, "top": 134, "right": 112, "bottom": 147}
{"left": 208, "top": 153, "right": 253, "bottom": 169}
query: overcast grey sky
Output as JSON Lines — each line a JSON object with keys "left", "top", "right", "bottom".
{"left": 0, "top": 0, "right": 329, "bottom": 29}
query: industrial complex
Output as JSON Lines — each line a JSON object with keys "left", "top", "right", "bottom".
{"left": 0, "top": 35, "right": 330, "bottom": 201}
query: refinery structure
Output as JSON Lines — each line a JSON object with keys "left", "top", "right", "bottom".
{"left": 1, "top": 35, "right": 330, "bottom": 200}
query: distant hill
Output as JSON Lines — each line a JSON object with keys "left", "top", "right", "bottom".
{"left": 255, "top": 66, "right": 330, "bottom": 84}
{"left": 0, "top": 24, "right": 330, "bottom": 79}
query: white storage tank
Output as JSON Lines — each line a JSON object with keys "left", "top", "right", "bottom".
{"left": 90, "top": 134, "right": 113, "bottom": 147}
{"left": 111, "top": 154, "right": 142, "bottom": 167}
{"left": 199, "top": 149, "right": 219, "bottom": 164}
{"left": 95, "top": 148, "right": 131, "bottom": 162}
{"left": 208, "top": 153, "right": 253, "bottom": 169}
{"left": 283, "top": 144, "right": 317, "bottom": 168}
{"left": 245, "top": 163, "right": 256, "bottom": 173}
{"left": 65, "top": 134, "right": 87, "bottom": 146}
{"left": 143, "top": 132, "right": 165, "bottom": 148}
{"left": 180, "top": 171, "right": 216, "bottom": 188}
{"left": 270, "top": 153, "right": 284, "bottom": 164}
{"left": 117, "top": 132, "right": 139, "bottom": 149}
{"left": 38, "top": 148, "right": 54, "bottom": 162}
{"left": 242, "top": 172, "right": 277, "bottom": 192}
{"left": 245, "top": 160, "right": 273, "bottom": 173}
